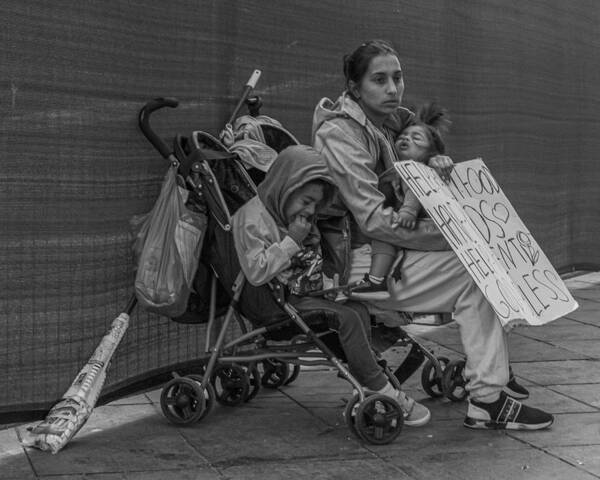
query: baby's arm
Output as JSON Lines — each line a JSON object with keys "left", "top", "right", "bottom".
{"left": 392, "top": 179, "right": 421, "bottom": 230}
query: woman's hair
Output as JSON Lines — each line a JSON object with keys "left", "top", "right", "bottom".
{"left": 343, "top": 39, "right": 399, "bottom": 90}
{"left": 410, "top": 102, "right": 452, "bottom": 155}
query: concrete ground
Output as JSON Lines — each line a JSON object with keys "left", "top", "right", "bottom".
{"left": 1, "top": 271, "right": 599, "bottom": 480}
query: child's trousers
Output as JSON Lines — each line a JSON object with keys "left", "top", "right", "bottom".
{"left": 289, "top": 296, "right": 388, "bottom": 391}
{"left": 349, "top": 245, "right": 509, "bottom": 402}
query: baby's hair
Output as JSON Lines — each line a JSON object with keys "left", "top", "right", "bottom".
{"left": 343, "top": 39, "right": 399, "bottom": 92}
{"left": 410, "top": 102, "right": 451, "bottom": 155}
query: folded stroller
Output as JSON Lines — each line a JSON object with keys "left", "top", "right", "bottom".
{"left": 137, "top": 97, "right": 408, "bottom": 445}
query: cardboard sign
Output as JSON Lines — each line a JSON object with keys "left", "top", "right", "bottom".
{"left": 395, "top": 159, "right": 578, "bottom": 329}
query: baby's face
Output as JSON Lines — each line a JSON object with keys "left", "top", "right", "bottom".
{"left": 284, "top": 182, "right": 324, "bottom": 225}
{"left": 395, "top": 125, "right": 431, "bottom": 162}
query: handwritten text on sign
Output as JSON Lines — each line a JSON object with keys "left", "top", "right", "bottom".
{"left": 395, "top": 159, "right": 577, "bottom": 328}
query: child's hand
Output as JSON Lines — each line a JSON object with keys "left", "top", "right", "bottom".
{"left": 428, "top": 155, "right": 454, "bottom": 183}
{"left": 287, "top": 215, "right": 311, "bottom": 245}
{"left": 394, "top": 211, "right": 417, "bottom": 230}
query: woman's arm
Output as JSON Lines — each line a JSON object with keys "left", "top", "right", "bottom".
{"left": 315, "top": 120, "right": 449, "bottom": 250}
{"left": 232, "top": 204, "right": 301, "bottom": 286}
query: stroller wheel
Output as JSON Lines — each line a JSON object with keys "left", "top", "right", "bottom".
{"left": 354, "top": 394, "right": 404, "bottom": 445}
{"left": 343, "top": 393, "right": 361, "bottom": 438}
{"left": 421, "top": 356, "right": 450, "bottom": 398}
{"left": 441, "top": 359, "right": 468, "bottom": 402}
{"left": 160, "top": 377, "right": 207, "bottom": 425}
{"left": 244, "top": 363, "right": 261, "bottom": 402}
{"left": 212, "top": 364, "right": 250, "bottom": 406}
{"left": 260, "top": 359, "right": 290, "bottom": 388}
{"left": 186, "top": 374, "right": 217, "bottom": 419}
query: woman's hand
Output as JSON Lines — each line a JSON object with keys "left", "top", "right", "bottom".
{"left": 428, "top": 155, "right": 454, "bottom": 183}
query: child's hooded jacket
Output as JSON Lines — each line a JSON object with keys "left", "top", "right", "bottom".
{"left": 232, "top": 145, "right": 332, "bottom": 294}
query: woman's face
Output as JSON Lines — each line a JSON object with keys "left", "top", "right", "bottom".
{"left": 396, "top": 125, "right": 432, "bottom": 162}
{"left": 351, "top": 54, "right": 404, "bottom": 127}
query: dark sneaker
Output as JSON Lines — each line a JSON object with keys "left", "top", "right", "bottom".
{"left": 464, "top": 392, "right": 553, "bottom": 430}
{"left": 503, "top": 375, "right": 530, "bottom": 400}
{"left": 349, "top": 274, "right": 390, "bottom": 300}
{"left": 503, "top": 365, "right": 529, "bottom": 399}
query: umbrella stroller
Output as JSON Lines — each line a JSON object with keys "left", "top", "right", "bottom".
{"left": 137, "top": 96, "right": 410, "bottom": 445}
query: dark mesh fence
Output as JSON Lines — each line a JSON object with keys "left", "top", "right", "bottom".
{"left": 1, "top": 0, "right": 599, "bottom": 419}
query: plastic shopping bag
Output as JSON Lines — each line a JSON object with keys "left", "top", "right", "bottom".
{"left": 131, "top": 166, "right": 207, "bottom": 317}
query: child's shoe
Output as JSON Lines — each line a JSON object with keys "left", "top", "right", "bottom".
{"left": 349, "top": 274, "right": 390, "bottom": 301}
{"left": 351, "top": 387, "right": 431, "bottom": 427}
{"left": 503, "top": 366, "right": 529, "bottom": 400}
{"left": 393, "top": 390, "right": 431, "bottom": 427}
{"left": 464, "top": 391, "right": 553, "bottom": 430}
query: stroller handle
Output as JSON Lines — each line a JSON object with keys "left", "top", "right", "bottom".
{"left": 138, "top": 97, "right": 179, "bottom": 159}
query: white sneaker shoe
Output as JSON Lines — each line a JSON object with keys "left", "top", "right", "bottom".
{"left": 393, "top": 390, "right": 431, "bottom": 427}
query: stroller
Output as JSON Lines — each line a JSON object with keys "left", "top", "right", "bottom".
{"left": 136, "top": 90, "right": 466, "bottom": 445}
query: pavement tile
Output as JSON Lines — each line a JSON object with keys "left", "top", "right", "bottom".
{"left": 120, "top": 467, "right": 221, "bottom": 479}
{"left": 571, "top": 290, "right": 600, "bottom": 304}
{"left": 220, "top": 458, "right": 413, "bottom": 480}
{"left": 0, "top": 427, "right": 36, "bottom": 480}
{"left": 513, "top": 360, "right": 600, "bottom": 385}
{"left": 507, "top": 334, "right": 588, "bottom": 361}
{"left": 386, "top": 446, "right": 600, "bottom": 480}
{"left": 22, "top": 404, "right": 207, "bottom": 476}
{"left": 546, "top": 445, "right": 600, "bottom": 477}
{"left": 176, "top": 398, "right": 368, "bottom": 466}
{"left": 515, "top": 319, "right": 600, "bottom": 343}
{"left": 370, "top": 418, "right": 525, "bottom": 457}
{"left": 36, "top": 475, "right": 125, "bottom": 479}
{"left": 550, "top": 384, "right": 600, "bottom": 409}
{"left": 36, "top": 474, "right": 125, "bottom": 479}
{"left": 564, "top": 299, "right": 600, "bottom": 325}
{"left": 520, "top": 385, "right": 597, "bottom": 413}
{"left": 106, "top": 393, "right": 152, "bottom": 406}
{"left": 553, "top": 339, "right": 600, "bottom": 359}
{"left": 508, "top": 412, "right": 600, "bottom": 447}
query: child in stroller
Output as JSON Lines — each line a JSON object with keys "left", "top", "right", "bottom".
{"left": 137, "top": 94, "right": 467, "bottom": 445}
{"left": 231, "top": 144, "right": 431, "bottom": 427}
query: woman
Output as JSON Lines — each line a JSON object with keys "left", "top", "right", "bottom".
{"left": 312, "top": 39, "right": 551, "bottom": 431}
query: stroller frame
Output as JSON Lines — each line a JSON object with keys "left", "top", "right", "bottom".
{"left": 138, "top": 97, "right": 408, "bottom": 445}
{"left": 136, "top": 68, "right": 471, "bottom": 441}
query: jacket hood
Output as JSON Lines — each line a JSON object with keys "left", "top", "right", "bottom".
{"left": 257, "top": 145, "right": 332, "bottom": 228}
{"left": 312, "top": 91, "right": 414, "bottom": 142}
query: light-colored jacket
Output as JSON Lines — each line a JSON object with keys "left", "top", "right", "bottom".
{"left": 232, "top": 195, "right": 302, "bottom": 286}
{"left": 312, "top": 93, "right": 449, "bottom": 251}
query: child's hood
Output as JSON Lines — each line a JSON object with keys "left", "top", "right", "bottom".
{"left": 257, "top": 145, "right": 332, "bottom": 227}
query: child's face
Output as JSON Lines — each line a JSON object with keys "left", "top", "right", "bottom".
{"left": 283, "top": 182, "right": 325, "bottom": 224}
{"left": 396, "top": 125, "right": 432, "bottom": 162}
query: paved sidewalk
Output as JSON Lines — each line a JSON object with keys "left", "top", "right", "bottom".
{"left": 2, "top": 272, "right": 600, "bottom": 479}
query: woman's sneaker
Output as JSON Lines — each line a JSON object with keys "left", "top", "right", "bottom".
{"left": 464, "top": 391, "right": 553, "bottom": 430}
{"left": 503, "top": 366, "right": 529, "bottom": 400}
{"left": 349, "top": 274, "right": 390, "bottom": 301}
